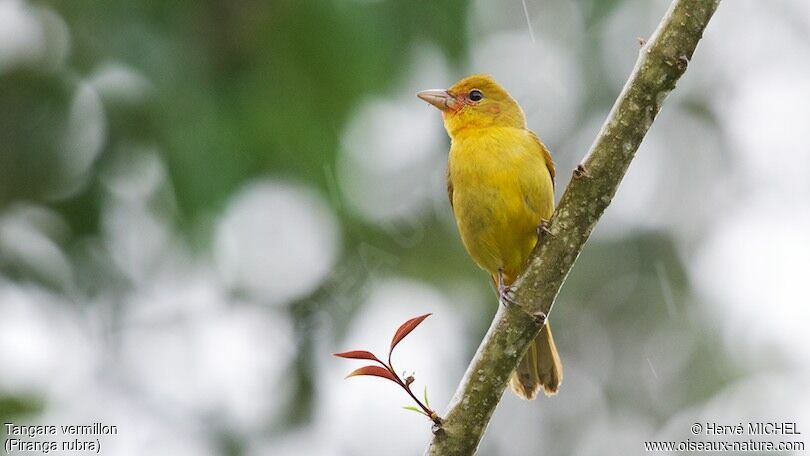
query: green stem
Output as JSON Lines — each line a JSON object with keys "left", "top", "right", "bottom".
{"left": 387, "top": 359, "right": 440, "bottom": 425}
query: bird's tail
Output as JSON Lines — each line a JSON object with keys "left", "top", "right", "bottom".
{"left": 509, "top": 321, "right": 563, "bottom": 400}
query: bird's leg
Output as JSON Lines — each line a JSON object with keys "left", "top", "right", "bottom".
{"left": 536, "top": 218, "right": 552, "bottom": 239}
{"left": 497, "top": 268, "right": 517, "bottom": 307}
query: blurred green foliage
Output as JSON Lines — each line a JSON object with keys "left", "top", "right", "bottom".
{"left": 47, "top": 0, "right": 470, "bottom": 220}
{"left": 0, "top": 394, "right": 42, "bottom": 442}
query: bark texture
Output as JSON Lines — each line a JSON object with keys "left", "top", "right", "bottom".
{"left": 426, "top": 0, "right": 721, "bottom": 454}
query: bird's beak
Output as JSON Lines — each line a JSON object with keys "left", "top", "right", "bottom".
{"left": 417, "top": 89, "right": 459, "bottom": 111}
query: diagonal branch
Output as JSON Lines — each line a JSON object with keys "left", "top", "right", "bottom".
{"left": 425, "top": 0, "right": 721, "bottom": 454}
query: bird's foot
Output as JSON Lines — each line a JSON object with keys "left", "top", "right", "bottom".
{"left": 496, "top": 268, "right": 517, "bottom": 307}
{"left": 498, "top": 283, "right": 517, "bottom": 307}
{"left": 536, "top": 219, "right": 552, "bottom": 239}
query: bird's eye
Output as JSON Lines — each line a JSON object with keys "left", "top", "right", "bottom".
{"left": 468, "top": 90, "right": 483, "bottom": 102}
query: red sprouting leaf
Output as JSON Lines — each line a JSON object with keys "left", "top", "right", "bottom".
{"left": 389, "top": 313, "right": 432, "bottom": 355}
{"left": 333, "top": 350, "right": 381, "bottom": 363}
{"left": 345, "top": 365, "right": 398, "bottom": 383}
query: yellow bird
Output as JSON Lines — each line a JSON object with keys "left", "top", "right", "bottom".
{"left": 417, "top": 74, "right": 562, "bottom": 400}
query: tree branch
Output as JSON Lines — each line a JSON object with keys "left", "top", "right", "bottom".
{"left": 425, "top": 0, "right": 721, "bottom": 454}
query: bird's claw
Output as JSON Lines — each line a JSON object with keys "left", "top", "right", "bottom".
{"left": 498, "top": 283, "right": 517, "bottom": 307}
{"left": 536, "top": 219, "right": 552, "bottom": 239}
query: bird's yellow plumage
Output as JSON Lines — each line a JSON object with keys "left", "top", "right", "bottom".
{"left": 418, "top": 74, "right": 562, "bottom": 400}
{"left": 449, "top": 127, "right": 554, "bottom": 281}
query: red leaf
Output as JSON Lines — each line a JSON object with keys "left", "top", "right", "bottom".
{"left": 345, "top": 365, "right": 398, "bottom": 383}
{"left": 333, "top": 350, "right": 381, "bottom": 363}
{"left": 389, "top": 313, "right": 432, "bottom": 355}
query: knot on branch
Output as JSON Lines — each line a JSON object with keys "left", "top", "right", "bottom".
{"left": 573, "top": 164, "right": 591, "bottom": 179}
{"left": 532, "top": 311, "right": 548, "bottom": 327}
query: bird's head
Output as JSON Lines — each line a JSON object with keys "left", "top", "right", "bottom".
{"left": 417, "top": 74, "right": 526, "bottom": 137}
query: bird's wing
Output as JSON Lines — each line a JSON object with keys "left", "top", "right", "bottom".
{"left": 518, "top": 130, "right": 557, "bottom": 221}
{"left": 446, "top": 167, "right": 454, "bottom": 209}
{"left": 528, "top": 130, "right": 555, "bottom": 188}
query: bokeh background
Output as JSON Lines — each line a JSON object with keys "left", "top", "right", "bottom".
{"left": 2, "top": 0, "right": 809, "bottom": 454}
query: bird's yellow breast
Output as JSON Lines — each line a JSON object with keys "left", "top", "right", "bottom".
{"left": 448, "top": 127, "right": 554, "bottom": 279}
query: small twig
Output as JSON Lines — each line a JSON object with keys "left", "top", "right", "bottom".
{"left": 335, "top": 313, "right": 442, "bottom": 426}
{"left": 388, "top": 358, "right": 442, "bottom": 425}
